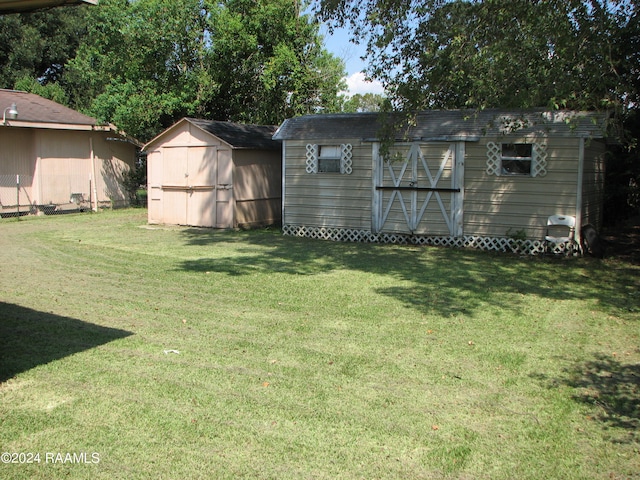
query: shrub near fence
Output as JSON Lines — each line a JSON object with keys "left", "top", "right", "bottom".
{"left": 0, "top": 173, "right": 102, "bottom": 217}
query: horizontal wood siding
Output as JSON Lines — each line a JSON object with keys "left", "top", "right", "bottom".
{"left": 464, "top": 136, "right": 582, "bottom": 239}
{"left": 581, "top": 140, "right": 606, "bottom": 231}
{"left": 283, "top": 139, "right": 372, "bottom": 229}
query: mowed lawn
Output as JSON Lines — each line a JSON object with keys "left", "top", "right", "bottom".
{"left": 0, "top": 210, "right": 638, "bottom": 479}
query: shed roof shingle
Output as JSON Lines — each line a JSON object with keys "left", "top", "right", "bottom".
{"left": 273, "top": 109, "right": 607, "bottom": 141}
{"left": 185, "top": 118, "right": 281, "bottom": 150}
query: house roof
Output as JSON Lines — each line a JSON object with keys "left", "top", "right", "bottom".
{"left": 0, "top": 0, "right": 96, "bottom": 14}
{"left": 272, "top": 109, "right": 608, "bottom": 142}
{"left": 0, "top": 89, "right": 141, "bottom": 145}
{"left": 144, "top": 118, "right": 281, "bottom": 151}
{"left": 0, "top": 89, "right": 100, "bottom": 126}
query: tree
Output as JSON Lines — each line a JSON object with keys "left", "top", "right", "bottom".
{"left": 62, "top": 0, "right": 346, "bottom": 141}
{"left": 0, "top": 7, "right": 90, "bottom": 89}
{"left": 317, "top": 0, "right": 640, "bottom": 221}
{"left": 316, "top": 1, "right": 638, "bottom": 124}
{"left": 341, "top": 92, "right": 385, "bottom": 112}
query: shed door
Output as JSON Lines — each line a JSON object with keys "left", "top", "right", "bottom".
{"left": 162, "top": 146, "right": 217, "bottom": 227}
{"left": 373, "top": 142, "right": 464, "bottom": 236}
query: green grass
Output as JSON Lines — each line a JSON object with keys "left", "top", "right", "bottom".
{"left": 0, "top": 210, "right": 638, "bottom": 479}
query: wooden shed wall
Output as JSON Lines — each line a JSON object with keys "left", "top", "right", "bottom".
{"left": 463, "top": 135, "right": 583, "bottom": 239}
{"left": 283, "top": 139, "right": 372, "bottom": 230}
{"left": 283, "top": 133, "right": 605, "bottom": 243}
{"left": 234, "top": 149, "right": 281, "bottom": 227}
{"left": 146, "top": 121, "right": 226, "bottom": 227}
{"left": 0, "top": 128, "right": 36, "bottom": 209}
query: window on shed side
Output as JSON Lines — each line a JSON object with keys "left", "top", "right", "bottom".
{"left": 501, "top": 143, "right": 533, "bottom": 176}
{"left": 318, "top": 145, "right": 342, "bottom": 173}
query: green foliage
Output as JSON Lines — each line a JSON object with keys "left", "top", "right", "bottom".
{"left": 120, "top": 156, "right": 147, "bottom": 206}
{"left": 341, "top": 92, "right": 385, "bottom": 112}
{"left": 0, "top": 7, "right": 90, "bottom": 88}
{"left": 13, "top": 75, "right": 68, "bottom": 104}
{"left": 60, "top": 0, "right": 346, "bottom": 141}
{"left": 318, "top": 0, "right": 638, "bottom": 141}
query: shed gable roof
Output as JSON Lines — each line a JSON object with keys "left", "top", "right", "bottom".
{"left": 144, "top": 118, "right": 281, "bottom": 151}
{"left": 273, "top": 109, "right": 607, "bottom": 141}
{"left": 186, "top": 118, "right": 280, "bottom": 150}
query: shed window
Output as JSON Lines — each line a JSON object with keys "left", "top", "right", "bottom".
{"left": 318, "top": 145, "right": 342, "bottom": 173}
{"left": 305, "top": 144, "right": 353, "bottom": 174}
{"left": 501, "top": 143, "right": 532, "bottom": 175}
{"left": 485, "top": 141, "right": 547, "bottom": 177}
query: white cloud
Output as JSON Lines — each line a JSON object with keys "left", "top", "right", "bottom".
{"left": 343, "top": 72, "right": 385, "bottom": 97}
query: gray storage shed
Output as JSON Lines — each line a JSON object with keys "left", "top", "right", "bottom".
{"left": 273, "top": 109, "right": 607, "bottom": 254}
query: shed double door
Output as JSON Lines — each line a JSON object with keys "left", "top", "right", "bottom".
{"left": 161, "top": 146, "right": 232, "bottom": 228}
{"left": 373, "top": 142, "right": 464, "bottom": 236}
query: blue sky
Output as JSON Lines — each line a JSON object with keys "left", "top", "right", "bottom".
{"left": 319, "top": 24, "right": 385, "bottom": 96}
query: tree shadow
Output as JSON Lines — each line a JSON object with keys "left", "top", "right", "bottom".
{"left": 175, "top": 228, "right": 640, "bottom": 320}
{"left": 0, "top": 302, "right": 133, "bottom": 383}
{"left": 535, "top": 354, "right": 640, "bottom": 443}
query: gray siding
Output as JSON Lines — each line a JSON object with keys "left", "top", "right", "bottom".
{"left": 283, "top": 139, "right": 372, "bottom": 230}
{"left": 283, "top": 131, "right": 606, "bottom": 244}
{"left": 464, "top": 136, "right": 583, "bottom": 239}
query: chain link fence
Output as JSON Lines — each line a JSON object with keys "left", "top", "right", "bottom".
{"left": 0, "top": 174, "right": 125, "bottom": 218}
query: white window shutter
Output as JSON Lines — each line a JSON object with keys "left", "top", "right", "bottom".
{"left": 531, "top": 143, "right": 548, "bottom": 177}
{"left": 340, "top": 144, "right": 353, "bottom": 174}
{"left": 486, "top": 142, "right": 501, "bottom": 176}
{"left": 306, "top": 144, "right": 318, "bottom": 174}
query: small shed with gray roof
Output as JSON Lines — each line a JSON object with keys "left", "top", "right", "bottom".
{"left": 273, "top": 109, "right": 607, "bottom": 254}
{"left": 144, "top": 118, "right": 281, "bottom": 228}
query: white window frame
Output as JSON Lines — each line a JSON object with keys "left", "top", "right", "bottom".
{"left": 306, "top": 144, "right": 353, "bottom": 174}
{"left": 485, "top": 141, "right": 547, "bottom": 177}
{"left": 500, "top": 143, "right": 533, "bottom": 176}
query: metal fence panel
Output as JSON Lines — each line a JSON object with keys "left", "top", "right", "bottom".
{"left": 0, "top": 174, "right": 109, "bottom": 217}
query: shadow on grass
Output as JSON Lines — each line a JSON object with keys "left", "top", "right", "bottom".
{"left": 0, "top": 302, "right": 133, "bottom": 383}
{"left": 535, "top": 354, "right": 640, "bottom": 443}
{"left": 176, "top": 228, "right": 640, "bottom": 319}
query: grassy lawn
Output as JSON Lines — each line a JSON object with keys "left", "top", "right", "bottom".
{"left": 0, "top": 209, "right": 638, "bottom": 479}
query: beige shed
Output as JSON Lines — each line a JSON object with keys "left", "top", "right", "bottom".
{"left": 273, "top": 109, "right": 608, "bottom": 254}
{"left": 144, "top": 118, "right": 282, "bottom": 229}
{"left": 0, "top": 89, "right": 139, "bottom": 216}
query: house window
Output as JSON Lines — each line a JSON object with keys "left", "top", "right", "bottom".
{"left": 318, "top": 145, "right": 342, "bottom": 173}
{"left": 305, "top": 144, "right": 353, "bottom": 174}
{"left": 501, "top": 143, "right": 533, "bottom": 175}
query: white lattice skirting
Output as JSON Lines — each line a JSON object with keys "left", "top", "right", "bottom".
{"left": 282, "top": 224, "right": 579, "bottom": 255}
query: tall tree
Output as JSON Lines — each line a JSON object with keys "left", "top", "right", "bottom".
{"left": 317, "top": 0, "right": 640, "bottom": 218}
{"left": 63, "top": 0, "right": 346, "bottom": 141}
{"left": 0, "top": 7, "right": 90, "bottom": 93}
{"left": 316, "top": 0, "right": 637, "bottom": 125}
{"left": 207, "top": 0, "right": 346, "bottom": 123}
